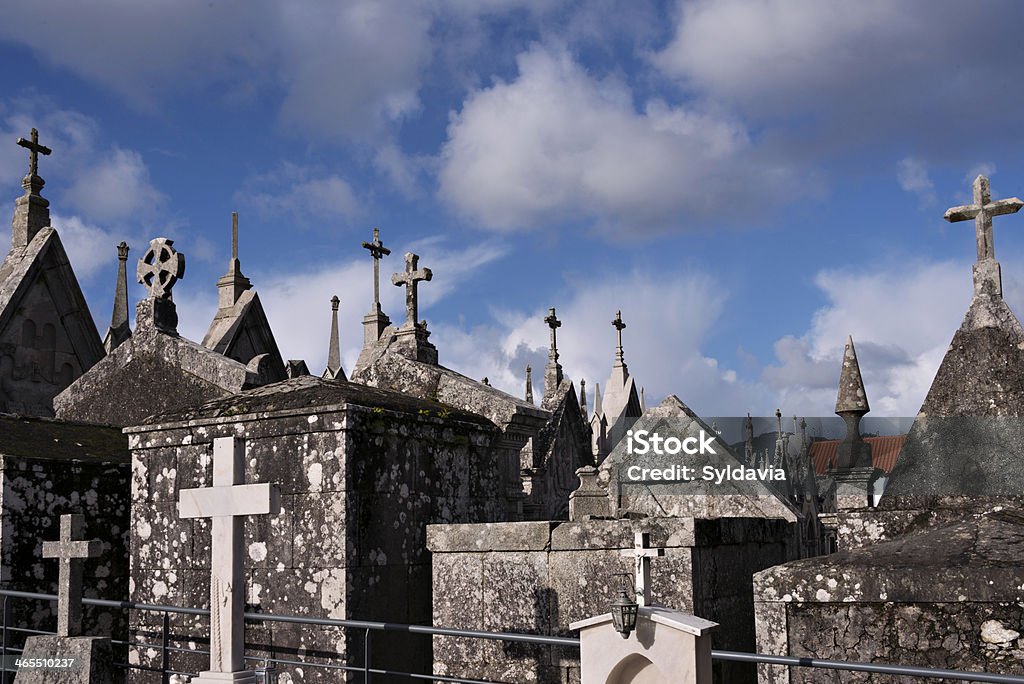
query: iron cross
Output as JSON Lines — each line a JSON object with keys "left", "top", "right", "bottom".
{"left": 619, "top": 531, "right": 665, "bottom": 606}
{"left": 391, "top": 252, "right": 432, "bottom": 326}
{"left": 944, "top": 175, "right": 1023, "bottom": 262}
{"left": 362, "top": 227, "right": 392, "bottom": 310}
{"left": 17, "top": 128, "right": 51, "bottom": 178}
{"left": 42, "top": 514, "right": 102, "bottom": 637}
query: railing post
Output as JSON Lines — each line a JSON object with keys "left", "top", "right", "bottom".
{"left": 364, "top": 628, "right": 372, "bottom": 684}
{"left": 161, "top": 611, "right": 170, "bottom": 684}
{"left": 1, "top": 595, "right": 8, "bottom": 684}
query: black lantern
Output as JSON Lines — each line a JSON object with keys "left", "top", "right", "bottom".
{"left": 609, "top": 573, "right": 638, "bottom": 638}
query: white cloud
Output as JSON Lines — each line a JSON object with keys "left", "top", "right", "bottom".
{"left": 197, "top": 236, "right": 509, "bottom": 374}
{"left": 896, "top": 157, "right": 936, "bottom": 207}
{"left": 0, "top": 99, "right": 165, "bottom": 227}
{"left": 0, "top": 1, "right": 430, "bottom": 140}
{"left": 761, "top": 260, "right": 973, "bottom": 416}
{"left": 51, "top": 213, "right": 124, "bottom": 281}
{"left": 236, "top": 163, "right": 361, "bottom": 224}
{"left": 65, "top": 148, "right": 165, "bottom": 222}
{"left": 651, "top": 0, "right": 1024, "bottom": 149}
{"left": 431, "top": 269, "right": 774, "bottom": 415}
{"left": 439, "top": 45, "right": 795, "bottom": 233}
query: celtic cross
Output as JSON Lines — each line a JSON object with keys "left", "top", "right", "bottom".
{"left": 137, "top": 237, "right": 186, "bottom": 299}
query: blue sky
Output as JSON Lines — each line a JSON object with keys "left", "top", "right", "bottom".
{"left": 3, "top": 0, "right": 1024, "bottom": 418}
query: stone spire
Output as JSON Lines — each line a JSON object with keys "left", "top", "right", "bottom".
{"left": 944, "top": 175, "right": 1023, "bottom": 298}
{"left": 136, "top": 237, "right": 185, "bottom": 334}
{"left": 834, "top": 335, "right": 871, "bottom": 469}
{"left": 324, "top": 295, "right": 345, "bottom": 380}
{"left": 543, "top": 307, "right": 564, "bottom": 400}
{"left": 215, "top": 212, "right": 252, "bottom": 309}
{"left": 593, "top": 382, "right": 602, "bottom": 415}
{"left": 361, "top": 227, "right": 392, "bottom": 345}
{"left": 524, "top": 365, "right": 534, "bottom": 404}
{"left": 12, "top": 128, "right": 52, "bottom": 249}
{"left": 580, "top": 378, "right": 587, "bottom": 417}
{"left": 640, "top": 386, "right": 646, "bottom": 412}
{"left": 744, "top": 413, "right": 754, "bottom": 464}
{"left": 103, "top": 241, "right": 132, "bottom": 352}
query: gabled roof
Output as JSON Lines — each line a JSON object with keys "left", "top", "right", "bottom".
{"left": 201, "top": 289, "right": 286, "bottom": 382}
{"left": 0, "top": 227, "right": 103, "bottom": 365}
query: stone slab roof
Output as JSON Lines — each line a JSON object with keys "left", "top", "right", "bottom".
{"left": 0, "top": 413, "right": 127, "bottom": 463}
{"left": 353, "top": 347, "right": 548, "bottom": 428}
{"left": 755, "top": 507, "right": 1024, "bottom": 603}
{"left": 133, "top": 374, "right": 495, "bottom": 428}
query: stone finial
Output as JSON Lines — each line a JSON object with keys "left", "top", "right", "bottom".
{"left": 41, "top": 513, "right": 102, "bottom": 637}
{"left": 593, "top": 382, "right": 603, "bottom": 415}
{"left": 580, "top": 378, "right": 588, "bottom": 417}
{"left": 835, "top": 335, "right": 869, "bottom": 414}
{"left": 324, "top": 295, "right": 345, "bottom": 380}
{"left": 640, "top": 387, "right": 646, "bottom": 412}
{"left": 944, "top": 175, "right": 1023, "bottom": 298}
{"left": 391, "top": 252, "right": 432, "bottom": 328}
{"left": 103, "top": 241, "right": 132, "bottom": 352}
{"left": 482, "top": 376, "right": 490, "bottom": 386}
{"left": 835, "top": 335, "right": 872, "bottom": 469}
{"left": 525, "top": 365, "right": 534, "bottom": 404}
{"left": 215, "top": 212, "right": 252, "bottom": 309}
{"left": 12, "top": 127, "right": 52, "bottom": 248}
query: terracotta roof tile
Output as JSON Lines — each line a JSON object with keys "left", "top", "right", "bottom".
{"left": 810, "top": 435, "right": 906, "bottom": 475}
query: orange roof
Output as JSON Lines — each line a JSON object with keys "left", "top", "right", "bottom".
{"left": 809, "top": 435, "right": 906, "bottom": 475}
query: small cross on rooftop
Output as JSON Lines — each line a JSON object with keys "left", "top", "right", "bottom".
{"left": 17, "top": 127, "right": 51, "bottom": 179}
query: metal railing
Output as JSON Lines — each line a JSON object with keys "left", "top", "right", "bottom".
{"left": 1, "top": 588, "right": 1023, "bottom": 683}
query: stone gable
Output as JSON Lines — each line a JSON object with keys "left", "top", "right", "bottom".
{"left": 0, "top": 228, "right": 104, "bottom": 416}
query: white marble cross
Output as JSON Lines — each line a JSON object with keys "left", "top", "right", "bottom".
{"left": 42, "top": 513, "right": 101, "bottom": 637}
{"left": 619, "top": 531, "right": 665, "bottom": 606}
{"left": 178, "top": 437, "right": 280, "bottom": 681}
{"left": 945, "top": 175, "right": 1023, "bottom": 262}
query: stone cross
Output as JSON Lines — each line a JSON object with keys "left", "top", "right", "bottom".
{"left": 137, "top": 237, "right": 186, "bottom": 299}
{"left": 362, "top": 227, "right": 391, "bottom": 311}
{"left": 42, "top": 514, "right": 101, "bottom": 637}
{"left": 178, "top": 437, "right": 280, "bottom": 678}
{"left": 17, "top": 128, "right": 51, "bottom": 178}
{"left": 391, "top": 252, "right": 432, "bottom": 327}
{"left": 612, "top": 310, "right": 626, "bottom": 365}
{"left": 544, "top": 307, "right": 561, "bottom": 362}
{"left": 619, "top": 531, "right": 665, "bottom": 606}
{"left": 944, "top": 175, "right": 1022, "bottom": 262}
